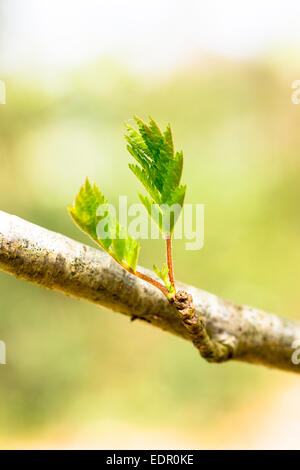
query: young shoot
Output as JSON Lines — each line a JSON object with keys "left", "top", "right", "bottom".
{"left": 69, "top": 116, "right": 186, "bottom": 301}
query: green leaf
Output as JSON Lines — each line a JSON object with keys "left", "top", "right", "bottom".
{"left": 163, "top": 124, "right": 174, "bottom": 159}
{"left": 68, "top": 178, "right": 107, "bottom": 242}
{"left": 153, "top": 263, "right": 175, "bottom": 295}
{"left": 161, "top": 151, "right": 183, "bottom": 200}
{"left": 69, "top": 178, "right": 140, "bottom": 271}
{"left": 138, "top": 194, "right": 162, "bottom": 232}
{"left": 125, "top": 116, "right": 186, "bottom": 235}
{"left": 128, "top": 164, "right": 161, "bottom": 204}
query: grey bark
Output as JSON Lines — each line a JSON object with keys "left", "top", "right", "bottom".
{"left": 0, "top": 210, "right": 300, "bottom": 373}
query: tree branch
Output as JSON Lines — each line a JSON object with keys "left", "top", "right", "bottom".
{"left": 0, "top": 210, "right": 300, "bottom": 373}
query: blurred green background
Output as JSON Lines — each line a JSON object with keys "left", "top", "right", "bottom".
{"left": 1, "top": 0, "right": 300, "bottom": 450}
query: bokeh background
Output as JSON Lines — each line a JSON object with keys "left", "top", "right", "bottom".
{"left": 1, "top": 0, "right": 300, "bottom": 450}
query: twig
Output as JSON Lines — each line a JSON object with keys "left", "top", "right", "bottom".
{"left": 1, "top": 210, "right": 300, "bottom": 373}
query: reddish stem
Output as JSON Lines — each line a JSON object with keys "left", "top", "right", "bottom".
{"left": 166, "top": 236, "right": 175, "bottom": 292}
{"left": 134, "top": 269, "right": 169, "bottom": 297}
{"left": 111, "top": 252, "right": 170, "bottom": 298}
